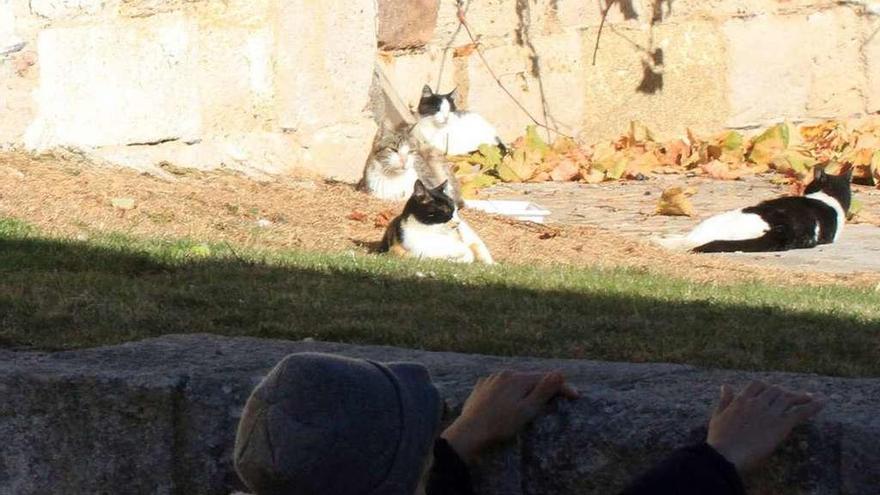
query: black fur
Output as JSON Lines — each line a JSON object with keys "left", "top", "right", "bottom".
{"left": 693, "top": 167, "right": 852, "bottom": 253}
{"left": 417, "top": 85, "right": 457, "bottom": 117}
{"left": 379, "top": 180, "right": 456, "bottom": 252}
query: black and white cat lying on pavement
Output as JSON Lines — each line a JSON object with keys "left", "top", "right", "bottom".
{"left": 659, "top": 167, "right": 853, "bottom": 253}
{"left": 413, "top": 85, "right": 506, "bottom": 156}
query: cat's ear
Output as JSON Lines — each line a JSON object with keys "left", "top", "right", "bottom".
{"left": 421, "top": 85, "right": 434, "bottom": 98}
{"left": 813, "top": 166, "right": 827, "bottom": 182}
{"left": 432, "top": 180, "right": 449, "bottom": 194}
{"left": 412, "top": 179, "right": 428, "bottom": 197}
{"left": 843, "top": 166, "right": 854, "bottom": 182}
{"left": 448, "top": 88, "right": 459, "bottom": 101}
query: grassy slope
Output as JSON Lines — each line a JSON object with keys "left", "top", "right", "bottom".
{"left": 1, "top": 217, "right": 878, "bottom": 377}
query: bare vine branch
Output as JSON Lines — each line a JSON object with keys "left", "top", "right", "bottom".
{"left": 592, "top": 0, "right": 617, "bottom": 65}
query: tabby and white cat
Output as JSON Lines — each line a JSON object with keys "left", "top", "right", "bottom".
{"left": 380, "top": 179, "right": 494, "bottom": 264}
{"left": 412, "top": 85, "right": 505, "bottom": 156}
{"left": 659, "top": 167, "right": 852, "bottom": 253}
{"left": 358, "top": 124, "right": 463, "bottom": 206}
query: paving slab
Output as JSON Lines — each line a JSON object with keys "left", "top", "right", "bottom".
{"left": 484, "top": 175, "right": 880, "bottom": 275}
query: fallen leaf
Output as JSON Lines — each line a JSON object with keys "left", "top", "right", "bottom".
{"left": 581, "top": 168, "right": 605, "bottom": 184}
{"left": 530, "top": 171, "right": 552, "bottom": 182}
{"left": 111, "top": 197, "right": 136, "bottom": 210}
{"left": 659, "top": 139, "right": 690, "bottom": 166}
{"left": 347, "top": 211, "right": 368, "bottom": 222}
{"left": 847, "top": 198, "right": 863, "bottom": 221}
{"left": 656, "top": 187, "right": 696, "bottom": 217}
{"left": 700, "top": 160, "right": 742, "bottom": 180}
{"left": 549, "top": 159, "right": 580, "bottom": 181}
{"left": 748, "top": 123, "right": 790, "bottom": 166}
{"left": 374, "top": 209, "right": 396, "bottom": 228}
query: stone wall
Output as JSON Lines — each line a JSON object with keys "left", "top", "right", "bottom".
{"left": 1, "top": 334, "right": 878, "bottom": 494}
{"left": 380, "top": 0, "right": 880, "bottom": 144}
{"left": 1, "top": 0, "right": 879, "bottom": 180}
{"left": 0, "top": 0, "right": 379, "bottom": 180}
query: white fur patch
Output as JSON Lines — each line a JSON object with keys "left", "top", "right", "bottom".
{"left": 400, "top": 216, "right": 474, "bottom": 263}
{"left": 363, "top": 158, "right": 418, "bottom": 201}
{"left": 673, "top": 208, "right": 770, "bottom": 249}
{"left": 414, "top": 112, "right": 499, "bottom": 156}
{"left": 806, "top": 191, "right": 846, "bottom": 241}
{"left": 400, "top": 213, "right": 494, "bottom": 264}
{"left": 453, "top": 212, "right": 494, "bottom": 264}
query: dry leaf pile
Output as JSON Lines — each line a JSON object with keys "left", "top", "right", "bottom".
{"left": 451, "top": 119, "right": 880, "bottom": 198}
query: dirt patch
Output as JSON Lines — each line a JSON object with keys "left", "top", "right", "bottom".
{"left": 1, "top": 150, "right": 877, "bottom": 288}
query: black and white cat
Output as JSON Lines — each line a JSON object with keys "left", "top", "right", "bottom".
{"left": 358, "top": 124, "right": 463, "bottom": 206}
{"left": 412, "top": 85, "right": 505, "bottom": 156}
{"left": 380, "top": 179, "right": 494, "bottom": 264}
{"left": 659, "top": 167, "right": 852, "bottom": 253}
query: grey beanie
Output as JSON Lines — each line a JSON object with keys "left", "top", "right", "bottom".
{"left": 234, "top": 353, "right": 443, "bottom": 495}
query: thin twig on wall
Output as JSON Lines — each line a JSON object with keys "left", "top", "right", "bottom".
{"left": 592, "top": 0, "right": 618, "bottom": 65}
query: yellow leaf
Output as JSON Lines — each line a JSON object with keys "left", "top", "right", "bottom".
{"left": 700, "top": 160, "right": 742, "bottom": 180}
{"left": 498, "top": 149, "right": 536, "bottom": 182}
{"left": 549, "top": 159, "right": 580, "bottom": 181}
{"left": 581, "top": 168, "right": 605, "bottom": 184}
{"left": 459, "top": 173, "right": 499, "bottom": 198}
{"left": 656, "top": 187, "right": 696, "bottom": 217}
{"left": 747, "top": 123, "right": 790, "bottom": 166}
{"left": 773, "top": 149, "right": 817, "bottom": 177}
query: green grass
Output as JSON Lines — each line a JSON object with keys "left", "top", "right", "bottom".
{"left": 1, "top": 217, "right": 878, "bottom": 377}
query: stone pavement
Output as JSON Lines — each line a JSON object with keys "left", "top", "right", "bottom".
{"left": 483, "top": 175, "right": 880, "bottom": 275}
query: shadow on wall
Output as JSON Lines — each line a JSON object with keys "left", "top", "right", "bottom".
{"left": 1, "top": 233, "right": 878, "bottom": 377}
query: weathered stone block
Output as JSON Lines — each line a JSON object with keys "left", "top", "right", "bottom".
{"left": 864, "top": 20, "right": 880, "bottom": 114}
{"left": 94, "top": 132, "right": 303, "bottom": 177}
{"left": 0, "top": 357, "right": 179, "bottom": 494}
{"left": 24, "top": 13, "right": 202, "bottom": 150}
{"left": 803, "top": 9, "right": 866, "bottom": 119}
{"left": 275, "top": 0, "right": 377, "bottom": 180}
{"left": 3, "top": 335, "right": 878, "bottom": 495}
{"left": 378, "top": 0, "right": 439, "bottom": 50}
{"left": 0, "top": 0, "right": 22, "bottom": 54}
{"left": 28, "top": 0, "right": 111, "bottom": 20}
{"left": 195, "top": 26, "right": 274, "bottom": 134}
{"left": 288, "top": 118, "right": 379, "bottom": 181}
{"left": 434, "top": 0, "right": 519, "bottom": 47}
{"left": 378, "top": 48, "right": 460, "bottom": 119}
{"left": 722, "top": 14, "right": 813, "bottom": 127}
{"left": 276, "top": 0, "right": 376, "bottom": 132}
{"left": 531, "top": 0, "right": 640, "bottom": 32}
{"left": 583, "top": 21, "right": 728, "bottom": 140}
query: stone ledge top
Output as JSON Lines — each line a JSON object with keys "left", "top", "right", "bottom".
{"left": 2, "top": 334, "right": 878, "bottom": 424}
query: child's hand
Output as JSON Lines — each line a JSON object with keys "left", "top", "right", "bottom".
{"left": 441, "top": 371, "right": 579, "bottom": 463}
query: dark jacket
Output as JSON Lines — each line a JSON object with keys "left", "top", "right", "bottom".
{"left": 426, "top": 439, "right": 744, "bottom": 495}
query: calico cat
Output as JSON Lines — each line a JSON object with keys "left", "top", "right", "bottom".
{"left": 380, "top": 179, "right": 494, "bottom": 264}
{"left": 412, "top": 85, "right": 506, "bottom": 156}
{"left": 359, "top": 124, "right": 464, "bottom": 206}
{"left": 659, "top": 167, "right": 852, "bottom": 253}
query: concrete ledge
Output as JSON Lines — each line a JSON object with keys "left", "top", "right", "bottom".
{"left": 1, "top": 334, "right": 878, "bottom": 494}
